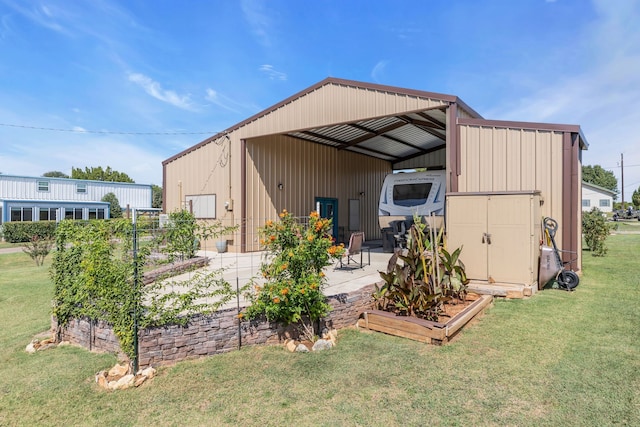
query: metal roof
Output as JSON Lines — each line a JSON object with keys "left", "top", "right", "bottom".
{"left": 286, "top": 107, "right": 448, "bottom": 165}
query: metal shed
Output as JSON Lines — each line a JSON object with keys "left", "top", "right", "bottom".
{"left": 162, "top": 77, "right": 587, "bottom": 274}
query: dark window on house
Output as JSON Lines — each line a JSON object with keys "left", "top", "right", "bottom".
{"left": 37, "top": 180, "right": 49, "bottom": 192}
{"left": 40, "top": 207, "right": 58, "bottom": 221}
{"left": 74, "top": 208, "right": 83, "bottom": 220}
{"left": 10, "top": 207, "right": 33, "bottom": 222}
{"left": 88, "top": 208, "right": 105, "bottom": 219}
{"left": 582, "top": 199, "right": 590, "bottom": 207}
{"left": 76, "top": 183, "right": 87, "bottom": 194}
{"left": 599, "top": 199, "right": 610, "bottom": 207}
{"left": 65, "top": 209, "right": 74, "bottom": 220}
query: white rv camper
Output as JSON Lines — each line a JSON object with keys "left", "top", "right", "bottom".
{"left": 378, "top": 171, "right": 446, "bottom": 247}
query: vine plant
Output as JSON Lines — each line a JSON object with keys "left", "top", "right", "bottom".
{"left": 51, "top": 215, "right": 240, "bottom": 363}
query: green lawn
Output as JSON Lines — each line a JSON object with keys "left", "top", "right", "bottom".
{"left": 1, "top": 236, "right": 639, "bottom": 426}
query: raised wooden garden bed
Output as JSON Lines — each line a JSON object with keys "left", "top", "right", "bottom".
{"left": 357, "top": 293, "right": 493, "bottom": 345}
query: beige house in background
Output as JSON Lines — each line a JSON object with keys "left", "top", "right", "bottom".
{"left": 162, "top": 78, "right": 588, "bottom": 276}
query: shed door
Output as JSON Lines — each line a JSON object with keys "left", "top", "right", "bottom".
{"left": 487, "top": 195, "right": 535, "bottom": 284}
{"left": 446, "top": 196, "right": 488, "bottom": 279}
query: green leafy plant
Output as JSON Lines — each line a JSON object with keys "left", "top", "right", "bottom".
{"left": 374, "top": 215, "right": 468, "bottom": 321}
{"left": 51, "top": 217, "right": 238, "bottom": 364}
{"left": 22, "top": 235, "right": 54, "bottom": 266}
{"left": 243, "top": 209, "right": 344, "bottom": 341}
{"left": 582, "top": 207, "right": 612, "bottom": 256}
{"left": 2, "top": 220, "right": 56, "bottom": 243}
{"left": 163, "top": 210, "right": 198, "bottom": 261}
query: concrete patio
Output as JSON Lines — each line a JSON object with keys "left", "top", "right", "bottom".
{"left": 165, "top": 242, "right": 391, "bottom": 310}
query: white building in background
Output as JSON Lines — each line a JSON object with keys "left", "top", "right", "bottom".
{"left": 581, "top": 181, "right": 616, "bottom": 213}
{"left": 0, "top": 174, "right": 153, "bottom": 223}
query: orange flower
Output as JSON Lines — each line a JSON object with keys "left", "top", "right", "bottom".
{"left": 309, "top": 211, "right": 319, "bottom": 218}
{"left": 300, "top": 289, "right": 305, "bottom": 294}
{"left": 237, "top": 312, "right": 244, "bottom": 319}
{"left": 280, "top": 263, "right": 288, "bottom": 271}
{"left": 269, "top": 235, "right": 276, "bottom": 242}
{"left": 288, "top": 250, "right": 294, "bottom": 258}
{"left": 310, "top": 283, "right": 317, "bottom": 290}
{"left": 280, "top": 288, "right": 289, "bottom": 295}
{"left": 307, "top": 235, "right": 314, "bottom": 242}
{"left": 265, "top": 220, "right": 273, "bottom": 227}
{"left": 319, "top": 272, "right": 325, "bottom": 278}
{"left": 273, "top": 297, "right": 281, "bottom": 303}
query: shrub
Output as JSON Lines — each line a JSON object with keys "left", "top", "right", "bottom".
{"left": 2, "top": 221, "right": 57, "bottom": 243}
{"left": 582, "top": 208, "right": 611, "bottom": 256}
{"left": 101, "top": 192, "right": 122, "bottom": 218}
{"left": 243, "top": 209, "right": 344, "bottom": 341}
{"left": 163, "top": 210, "right": 197, "bottom": 261}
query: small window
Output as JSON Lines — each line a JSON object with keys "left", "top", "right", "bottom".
{"left": 40, "top": 207, "right": 57, "bottom": 221}
{"left": 393, "top": 183, "right": 432, "bottom": 207}
{"left": 599, "top": 199, "right": 610, "bottom": 207}
{"left": 97, "top": 208, "right": 105, "bottom": 219}
{"left": 37, "top": 180, "right": 49, "bottom": 192}
{"left": 10, "top": 207, "right": 33, "bottom": 222}
{"left": 76, "top": 183, "right": 87, "bottom": 194}
{"left": 74, "top": 208, "right": 83, "bottom": 220}
{"left": 582, "top": 199, "right": 590, "bottom": 207}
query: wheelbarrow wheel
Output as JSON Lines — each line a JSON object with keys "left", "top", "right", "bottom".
{"left": 559, "top": 270, "right": 579, "bottom": 290}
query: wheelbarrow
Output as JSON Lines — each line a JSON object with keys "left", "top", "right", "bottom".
{"left": 538, "top": 217, "right": 580, "bottom": 291}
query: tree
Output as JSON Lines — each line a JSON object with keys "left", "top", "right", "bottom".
{"left": 152, "top": 185, "right": 162, "bottom": 209}
{"left": 72, "top": 166, "right": 134, "bottom": 183}
{"left": 42, "top": 171, "right": 69, "bottom": 178}
{"left": 102, "top": 192, "right": 123, "bottom": 218}
{"left": 633, "top": 187, "right": 640, "bottom": 209}
{"left": 582, "top": 165, "right": 618, "bottom": 197}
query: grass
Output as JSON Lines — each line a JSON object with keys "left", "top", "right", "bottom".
{"left": 1, "top": 236, "right": 639, "bottom": 426}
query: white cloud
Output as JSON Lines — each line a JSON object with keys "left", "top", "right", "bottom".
{"left": 485, "top": 0, "right": 640, "bottom": 200}
{"left": 371, "top": 60, "right": 389, "bottom": 83}
{"left": 241, "top": 0, "right": 272, "bottom": 47}
{"left": 1, "top": 0, "right": 70, "bottom": 35}
{"left": 128, "top": 72, "right": 194, "bottom": 111}
{"left": 259, "top": 64, "right": 287, "bottom": 81}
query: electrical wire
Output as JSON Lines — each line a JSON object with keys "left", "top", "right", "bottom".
{"left": 0, "top": 122, "right": 218, "bottom": 135}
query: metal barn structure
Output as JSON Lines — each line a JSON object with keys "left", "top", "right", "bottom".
{"left": 163, "top": 78, "right": 588, "bottom": 279}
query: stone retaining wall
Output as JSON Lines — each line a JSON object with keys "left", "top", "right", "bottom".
{"left": 53, "top": 284, "right": 375, "bottom": 368}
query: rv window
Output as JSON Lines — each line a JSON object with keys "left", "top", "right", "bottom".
{"left": 393, "top": 183, "right": 432, "bottom": 207}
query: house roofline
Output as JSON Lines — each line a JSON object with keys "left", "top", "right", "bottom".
{"left": 162, "top": 77, "right": 483, "bottom": 165}
{"left": 582, "top": 181, "right": 617, "bottom": 196}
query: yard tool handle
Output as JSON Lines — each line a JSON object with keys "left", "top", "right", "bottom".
{"left": 544, "top": 217, "right": 558, "bottom": 238}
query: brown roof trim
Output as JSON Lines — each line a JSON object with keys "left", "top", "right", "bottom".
{"left": 457, "top": 117, "right": 589, "bottom": 149}
{"left": 162, "top": 77, "right": 483, "bottom": 165}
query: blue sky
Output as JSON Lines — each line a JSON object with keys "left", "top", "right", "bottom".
{"left": 1, "top": 0, "right": 639, "bottom": 201}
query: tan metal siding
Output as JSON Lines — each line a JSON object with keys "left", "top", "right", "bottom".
{"left": 233, "top": 83, "right": 448, "bottom": 139}
{"left": 243, "top": 135, "right": 389, "bottom": 251}
{"left": 457, "top": 106, "right": 475, "bottom": 119}
{"left": 336, "top": 150, "right": 390, "bottom": 240}
{"left": 392, "top": 147, "right": 446, "bottom": 170}
{"left": 458, "top": 124, "right": 565, "bottom": 247}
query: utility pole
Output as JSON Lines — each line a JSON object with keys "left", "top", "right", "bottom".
{"left": 621, "top": 153, "right": 625, "bottom": 210}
